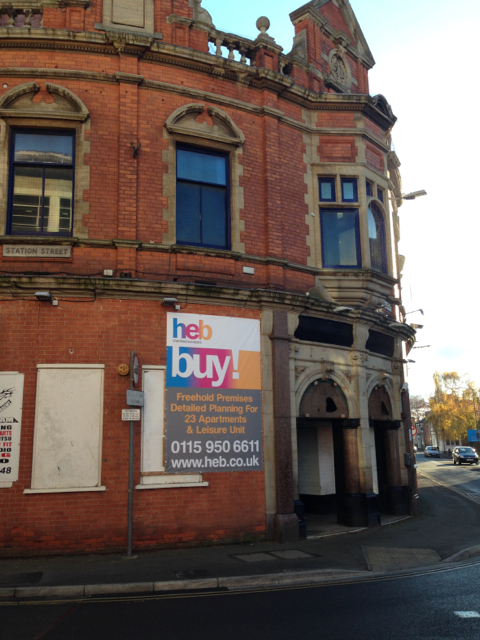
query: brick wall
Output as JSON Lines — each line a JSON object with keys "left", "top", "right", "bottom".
{"left": 0, "top": 300, "right": 266, "bottom": 555}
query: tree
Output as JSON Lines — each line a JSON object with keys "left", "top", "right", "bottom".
{"left": 428, "top": 372, "right": 479, "bottom": 446}
{"left": 410, "top": 395, "right": 430, "bottom": 422}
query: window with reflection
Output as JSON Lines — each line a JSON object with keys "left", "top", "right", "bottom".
{"left": 176, "top": 145, "right": 229, "bottom": 250}
{"left": 320, "top": 208, "right": 361, "bottom": 268}
{"left": 368, "top": 202, "right": 387, "bottom": 273}
{"left": 9, "top": 130, "right": 74, "bottom": 236}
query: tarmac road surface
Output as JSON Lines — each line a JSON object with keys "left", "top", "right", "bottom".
{"left": 417, "top": 453, "right": 480, "bottom": 503}
{"left": 4, "top": 561, "right": 480, "bottom": 640}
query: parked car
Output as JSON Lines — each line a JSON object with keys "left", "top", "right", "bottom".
{"left": 413, "top": 444, "right": 418, "bottom": 453}
{"left": 424, "top": 446, "right": 440, "bottom": 458}
{"left": 453, "top": 447, "right": 479, "bottom": 465}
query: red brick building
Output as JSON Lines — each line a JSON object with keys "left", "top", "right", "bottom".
{"left": 0, "top": 0, "right": 416, "bottom": 556}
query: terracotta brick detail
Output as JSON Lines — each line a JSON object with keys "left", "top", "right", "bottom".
{"left": 365, "top": 142, "right": 385, "bottom": 173}
{"left": 319, "top": 137, "right": 357, "bottom": 162}
{"left": 317, "top": 113, "right": 356, "bottom": 128}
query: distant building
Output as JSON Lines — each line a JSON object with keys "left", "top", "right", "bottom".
{"left": 0, "top": 0, "right": 416, "bottom": 556}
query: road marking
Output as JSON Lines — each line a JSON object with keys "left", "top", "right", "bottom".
{"left": 454, "top": 611, "right": 480, "bottom": 618}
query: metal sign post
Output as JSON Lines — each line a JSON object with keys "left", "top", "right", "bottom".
{"left": 127, "top": 350, "right": 139, "bottom": 558}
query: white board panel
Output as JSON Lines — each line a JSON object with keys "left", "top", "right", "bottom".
{"left": 297, "top": 427, "right": 321, "bottom": 495}
{"left": 141, "top": 368, "right": 165, "bottom": 475}
{"left": 32, "top": 367, "right": 104, "bottom": 490}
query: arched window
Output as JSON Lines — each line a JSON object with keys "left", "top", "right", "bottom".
{"left": 368, "top": 202, "right": 387, "bottom": 274}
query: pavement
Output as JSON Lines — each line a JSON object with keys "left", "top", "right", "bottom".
{"left": 2, "top": 467, "right": 480, "bottom": 600}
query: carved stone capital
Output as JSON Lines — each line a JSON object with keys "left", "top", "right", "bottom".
{"left": 349, "top": 350, "right": 368, "bottom": 365}
{"left": 320, "top": 358, "right": 334, "bottom": 379}
{"left": 295, "top": 366, "right": 306, "bottom": 379}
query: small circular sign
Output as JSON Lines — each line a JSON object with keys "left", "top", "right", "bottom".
{"left": 117, "top": 364, "right": 129, "bottom": 376}
{"left": 411, "top": 425, "right": 417, "bottom": 436}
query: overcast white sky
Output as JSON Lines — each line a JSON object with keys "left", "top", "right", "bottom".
{"left": 204, "top": 0, "right": 480, "bottom": 399}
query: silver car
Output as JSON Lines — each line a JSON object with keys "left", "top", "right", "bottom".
{"left": 424, "top": 446, "right": 440, "bottom": 458}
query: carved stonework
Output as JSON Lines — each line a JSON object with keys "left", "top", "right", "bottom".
{"left": 331, "top": 53, "right": 347, "bottom": 84}
{"left": 391, "top": 360, "right": 403, "bottom": 373}
{"left": 295, "top": 366, "right": 306, "bottom": 379}
{"left": 328, "top": 46, "right": 352, "bottom": 90}
{"left": 377, "top": 372, "right": 390, "bottom": 387}
{"left": 349, "top": 351, "right": 368, "bottom": 365}
{"left": 189, "top": 0, "right": 213, "bottom": 27}
{"left": 320, "top": 359, "right": 334, "bottom": 379}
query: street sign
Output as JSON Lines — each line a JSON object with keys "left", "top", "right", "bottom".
{"left": 126, "top": 390, "right": 144, "bottom": 407}
{"left": 122, "top": 409, "right": 140, "bottom": 421}
{"left": 411, "top": 425, "right": 417, "bottom": 436}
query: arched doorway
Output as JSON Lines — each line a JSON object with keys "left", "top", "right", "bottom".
{"left": 296, "top": 380, "right": 359, "bottom": 527}
{"left": 369, "top": 387, "right": 411, "bottom": 516}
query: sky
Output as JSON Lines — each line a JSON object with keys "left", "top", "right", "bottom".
{"left": 203, "top": 0, "right": 480, "bottom": 399}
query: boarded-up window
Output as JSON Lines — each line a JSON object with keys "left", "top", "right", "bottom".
{"left": 112, "top": 0, "right": 145, "bottom": 28}
{"left": 102, "top": 0, "right": 154, "bottom": 34}
{"left": 31, "top": 365, "right": 104, "bottom": 491}
{"left": 141, "top": 367, "right": 166, "bottom": 481}
{"left": 138, "top": 366, "right": 206, "bottom": 488}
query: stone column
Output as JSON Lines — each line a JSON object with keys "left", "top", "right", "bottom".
{"left": 343, "top": 426, "right": 361, "bottom": 495}
{"left": 401, "top": 389, "right": 417, "bottom": 515}
{"left": 270, "top": 309, "right": 299, "bottom": 542}
{"left": 384, "top": 423, "right": 411, "bottom": 516}
{"left": 337, "top": 422, "right": 367, "bottom": 527}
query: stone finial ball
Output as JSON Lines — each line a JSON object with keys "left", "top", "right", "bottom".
{"left": 256, "top": 16, "right": 270, "bottom": 33}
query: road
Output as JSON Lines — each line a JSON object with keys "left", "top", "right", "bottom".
{"left": 417, "top": 452, "right": 480, "bottom": 503}
{"left": 4, "top": 561, "right": 480, "bottom": 640}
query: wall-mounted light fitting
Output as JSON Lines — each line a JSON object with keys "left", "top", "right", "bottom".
{"left": 35, "top": 291, "right": 52, "bottom": 302}
{"left": 162, "top": 297, "right": 178, "bottom": 306}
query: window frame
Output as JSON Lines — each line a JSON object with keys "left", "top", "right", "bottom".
{"left": 137, "top": 365, "right": 208, "bottom": 490}
{"left": 368, "top": 201, "right": 388, "bottom": 274}
{"left": 7, "top": 128, "right": 76, "bottom": 237}
{"left": 341, "top": 177, "right": 358, "bottom": 203}
{"left": 175, "top": 143, "right": 231, "bottom": 251}
{"left": 320, "top": 206, "right": 362, "bottom": 269}
{"left": 318, "top": 177, "right": 336, "bottom": 202}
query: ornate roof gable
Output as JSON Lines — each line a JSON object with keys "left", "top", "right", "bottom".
{"left": 290, "top": 0, "right": 375, "bottom": 69}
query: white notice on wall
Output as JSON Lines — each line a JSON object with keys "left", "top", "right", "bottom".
{"left": 0, "top": 373, "right": 24, "bottom": 487}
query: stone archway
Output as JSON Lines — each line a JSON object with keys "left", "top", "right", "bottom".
{"left": 296, "top": 379, "right": 367, "bottom": 527}
{"left": 369, "top": 386, "right": 411, "bottom": 516}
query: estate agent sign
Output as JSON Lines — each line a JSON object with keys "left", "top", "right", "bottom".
{"left": 165, "top": 313, "right": 262, "bottom": 473}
